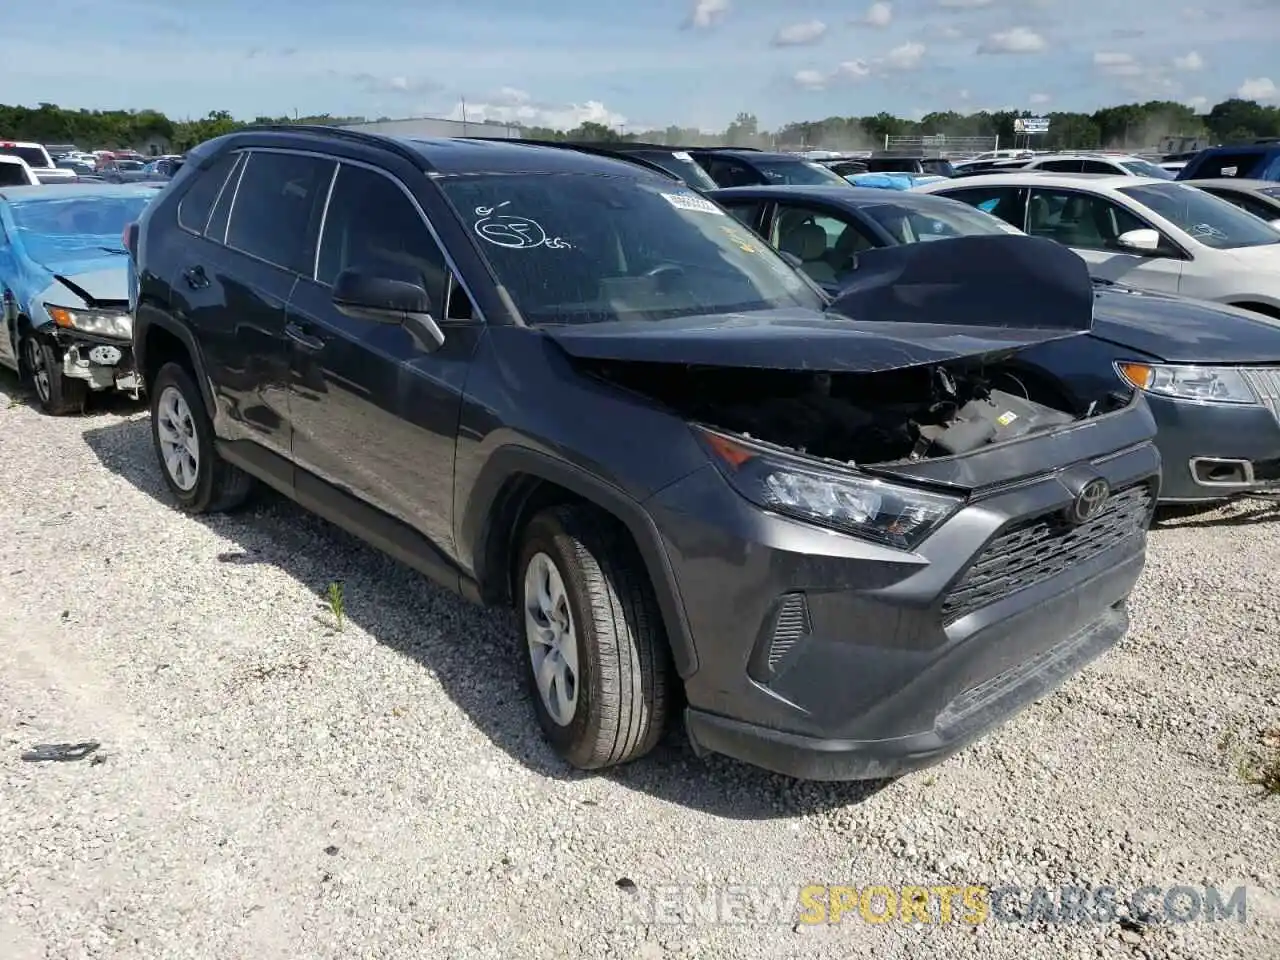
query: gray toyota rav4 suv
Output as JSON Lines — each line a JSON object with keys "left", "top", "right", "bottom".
{"left": 126, "top": 127, "right": 1160, "bottom": 781}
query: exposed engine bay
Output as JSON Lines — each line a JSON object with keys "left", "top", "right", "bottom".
{"left": 587, "top": 359, "right": 1128, "bottom": 465}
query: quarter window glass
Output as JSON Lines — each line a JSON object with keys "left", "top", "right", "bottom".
{"left": 177, "top": 150, "right": 239, "bottom": 235}
{"left": 940, "top": 186, "right": 1027, "bottom": 229}
{"left": 722, "top": 202, "right": 760, "bottom": 228}
{"left": 316, "top": 164, "right": 451, "bottom": 314}
{"left": 204, "top": 152, "right": 246, "bottom": 242}
{"left": 225, "top": 151, "right": 333, "bottom": 274}
{"left": 1026, "top": 189, "right": 1147, "bottom": 251}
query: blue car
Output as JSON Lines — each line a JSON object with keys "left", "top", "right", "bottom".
{"left": 0, "top": 182, "right": 160, "bottom": 413}
{"left": 845, "top": 172, "right": 949, "bottom": 191}
{"left": 708, "top": 183, "right": 1280, "bottom": 504}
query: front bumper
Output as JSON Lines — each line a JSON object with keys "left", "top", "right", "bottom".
{"left": 47, "top": 327, "right": 141, "bottom": 393}
{"left": 646, "top": 441, "right": 1159, "bottom": 781}
{"left": 1147, "top": 393, "right": 1280, "bottom": 502}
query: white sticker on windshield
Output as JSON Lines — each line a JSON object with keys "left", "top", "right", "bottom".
{"left": 672, "top": 151, "right": 694, "bottom": 161}
{"left": 472, "top": 202, "right": 572, "bottom": 249}
{"left": 661, "top": 192, "right": 725, "bottom": 216}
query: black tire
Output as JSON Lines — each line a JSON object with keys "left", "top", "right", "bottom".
{"left": 150, "top": 361, "right": 253, "bottom": 513}
{"left": 21, "top": 332, "right": 86, "bottom": 415}
{"left": 516, "top": 505, "right": 672, "bottom": 770}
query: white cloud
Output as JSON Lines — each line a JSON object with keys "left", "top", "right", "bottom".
{"left": 1029, "top": 92, "right": 1051, "bottom": 104}
{"left": 447, "top": 87, "right": 626, "bottom": 130}
{"left": 958, "top": 88, "right": 971, "bottom": 100}
{"left": 863, "top": 2, "right": 893, "bottom": 27}
{"left": 1093, "top": 51, "right": 1143, "bottom": 76}
{"left": 938, "top": 0, "right": 992, "bottom": 7}
{"left": 793, "top": 68, "right": 828, "bottom": 90}
{"left": 837, "top": 59, "right": 872, "bottom": 79}
{"left": 688, "top": 0, "right": 729, "bottom": 28}
{"left": 1238, "top": 77, "right": 1278, "bottom": 100}
{"left": 883, "top": 41, "right": 926, "bottom": 70}
{"left": 978, "top": 27, "right": 1046, "bottom": 54}
{"left": 1185, "top": 95, "right": 1209, "bottom": 110}
{"left": 1173, "top": 51, "right": 1204, "bottom": 71}
{"left": 772, "top": 19, "right": 828, "bottom": 46}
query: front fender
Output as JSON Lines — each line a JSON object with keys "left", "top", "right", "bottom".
{"left": 461, "top": 442, "right": 701, "bottom": 678}
{"left": 133, "top": 301, "right": 218, "bottom": 414}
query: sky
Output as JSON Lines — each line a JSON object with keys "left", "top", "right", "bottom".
{"left": 7, "top": 0, "right": 1279, "bottom": 132}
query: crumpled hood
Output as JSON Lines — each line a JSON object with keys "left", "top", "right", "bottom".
{"left": 39, "top": 258, "right": 130, "bottom": 306}
{"left": 546, "top": 234, "right": 1096, "bottom": 374}
{"left": 1091, "top": 283, "right": 1280, "bottom": 363}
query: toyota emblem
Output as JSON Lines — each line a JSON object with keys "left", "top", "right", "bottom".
{"left": 1067, "top": 478, "right": 1110, "bottom": 524}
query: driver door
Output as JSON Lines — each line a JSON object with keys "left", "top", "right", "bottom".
{"left": 1025, "top": 187, "right": 1184, "bottom": 293}
{"left": 285, "top": 160, "right": 482, "bottom": 554}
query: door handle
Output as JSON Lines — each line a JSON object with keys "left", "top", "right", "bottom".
{"left": 181, "top": 265, "right": 209, "bottom": 290}
{"left": 285, "top": 322, "right": 325, "bottom": 352}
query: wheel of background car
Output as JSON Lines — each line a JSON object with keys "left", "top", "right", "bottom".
{"left": 21, "top": 333, "right": 85, "bottom": 416}
{"left": 516, "top": 505, "right": 672, "bottom": 771}
{"left": 149, "top": 362, "right": 253, "bottom": 513}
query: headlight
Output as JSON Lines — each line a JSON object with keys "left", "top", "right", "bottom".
{"left": 1114, "top": 361, "right": 1256, "bottom": 405}
{"left": 694, "top": 426, "right": 962, "bottom": 550}
{"left": 44, "top": 303, "right": 132, "bottom": 339}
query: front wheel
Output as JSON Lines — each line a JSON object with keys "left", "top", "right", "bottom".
{"left": 517, "top": 506, "right": 672, "bottom": 771}
{"left": 21, "top": 333, "right": 86, "bottom": 415}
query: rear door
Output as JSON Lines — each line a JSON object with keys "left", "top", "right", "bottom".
{"left": 177, "top": 148, "right": 333, "bottom": 464}
{"left": 284, "top": 160, "right": 484, "bottom": 554}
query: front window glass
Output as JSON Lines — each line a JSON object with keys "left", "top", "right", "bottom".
{"left": 1117, "top": 182, "right": 1280, "bottom": 249}
{"left": 753, "top": 160, "right": 849, "bottom": 186}
{"left": 439, "top": 173, "right": 822, "bottom": 325}
{"left": 9, "top": 194, "right": 153, "bottom": 262}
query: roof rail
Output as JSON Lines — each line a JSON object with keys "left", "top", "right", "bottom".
{"left": 235, "top": 123, "right": 429, "bottom": 168}
{"left": 461, "top": 137, "right": 684, "bottom": 182}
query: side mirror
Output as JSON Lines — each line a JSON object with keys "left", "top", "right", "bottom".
{"left": 332, "top": 268, "right": 445, "bottom": 352}
{"left": 1116, "top": 228, "right": 1163, "bottom": 254}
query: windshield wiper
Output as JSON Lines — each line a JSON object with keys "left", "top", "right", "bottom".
{"left": 1091, "top": 276, "right": 1116, "bottom": 286}
{"left": 97, "top": 246, "right": 129, "bottom": 254}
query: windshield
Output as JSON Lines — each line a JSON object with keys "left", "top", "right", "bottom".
{"left": 753, "top": 159, "right": 849, "bottom": 186}
{"left": 439, "top": 173, "right": 823, "bottom": 325}
{"left": 1120, "top": 159, "right": 1174, "bottom": 180}
{"left": 631, "top": 151, "right": 718, "bottom": 191}
{"left": 10, "top": 194, "right": 153, "bottom": 262}
{"left": 1117, "top": 182, "right": 1280, "bottom": 249}
{"left": 0, "top": 146, "right": 49, "bottom": 168}
{"left": 862, "top": 198, "right": 1023, "bottom": 243}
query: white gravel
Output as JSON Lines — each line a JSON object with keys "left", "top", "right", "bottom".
{"left": 0, "top": 376, "right": 1277, "bottom": 960}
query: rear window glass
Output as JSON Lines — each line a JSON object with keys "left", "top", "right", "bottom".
{"left": 0, "top": 162, "right": 31, "bottom": 186}
{"left": 1190, "top": 152, "right": 1264, "bottom": 179}
{"left": 0, "top": 146, "right": 49, "bottom": 168}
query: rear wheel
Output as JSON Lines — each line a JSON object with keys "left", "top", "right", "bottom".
{"left": 516, "top": 506, "right": 672, "bottom": 770}
{"left": 150, "top": 361, "right": 253, "bottom": 513}
{"left": 21, "top": 333, "right": 85, "bottom": 415}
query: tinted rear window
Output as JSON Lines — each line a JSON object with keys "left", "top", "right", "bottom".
{"left": 0, "top": 146, "right": 49, "bottom": 168}
{"left": 0, "top": 163, "right": 30, "bottom": 186}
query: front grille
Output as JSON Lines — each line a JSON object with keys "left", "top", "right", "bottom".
{"left": 1240, "top": 368, "right": 1280, "bottom": 425}
{"left": 940, "top": 483, "right": 1152, "bottom": 624}
{"left": 768, "top": 593, "right": 811, "bottom": 670}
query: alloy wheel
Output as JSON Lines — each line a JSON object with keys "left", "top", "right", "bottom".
{"left": 156, "top": 385, "right": 200, "bottom": 491}
{"left": 523, "top": 551, "right": 579, "bottom": 726}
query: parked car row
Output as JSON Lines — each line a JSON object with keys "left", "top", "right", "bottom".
{"left": 0, "top": 127, "right": 1272, "bottom": 786}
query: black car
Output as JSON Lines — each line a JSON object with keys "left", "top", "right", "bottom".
{"left": 690, "top": 148, "right": 852, "bottom": 188}
{"left": 709, "top": 183, "right": 1280, "bottom": 503}
{"left": 127, "top": 126, "right": 1159, "bottom": 781}
{"left": 864, "top": 153, "right": 956, "bottom": 178}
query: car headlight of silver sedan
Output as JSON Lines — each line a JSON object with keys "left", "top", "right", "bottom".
{"left": 1114, "top": 361, "right": 1257, "bottom": 405}
{"left": 44, "top": 303, "right": 133, "bottom": 339}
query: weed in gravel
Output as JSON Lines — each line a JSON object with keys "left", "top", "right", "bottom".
{"left": 324, "top": 581, "right": 346, "bottom": 631}
{"left": 1219, "top": 725, "right": 1280, "bottom": 797}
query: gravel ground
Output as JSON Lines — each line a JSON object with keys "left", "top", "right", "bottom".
{"left": 0, "top": 374, "right": 1277, "bottom": 960}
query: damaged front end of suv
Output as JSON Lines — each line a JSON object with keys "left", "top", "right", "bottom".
{"left": 524, "top": 234, "right": 1159, "bottom": 781}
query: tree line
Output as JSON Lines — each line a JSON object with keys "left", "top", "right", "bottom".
{"left": 2, "top": 97, "right": 1278, "bottom": 155}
